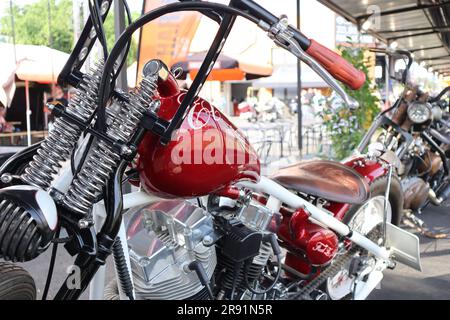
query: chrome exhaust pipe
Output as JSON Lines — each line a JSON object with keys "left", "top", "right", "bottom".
{"left": 428, "top": 188, "right": 443, "bottom": 206}
{"left": 428, "top": 183, "right": 450, "bottom": 206}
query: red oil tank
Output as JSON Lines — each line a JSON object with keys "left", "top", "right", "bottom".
{"left": 136, "top": 68, "right": 260, "bottom": 198}
{"left": 278, "top": 208, "right": 338, "bottom": 274}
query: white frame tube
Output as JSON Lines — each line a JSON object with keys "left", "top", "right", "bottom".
{"left": 89, "top": 202, "right": 107, "bottom": 300}
{"left": 25, "top": 80, "right": 32, "bottom": 146}
{"left": 238, "top": 177, "right": 391, "bottom": 261}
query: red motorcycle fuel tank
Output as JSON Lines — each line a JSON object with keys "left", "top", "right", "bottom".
{"left": 137, "top": 77, "right": 260, "bottom": 199}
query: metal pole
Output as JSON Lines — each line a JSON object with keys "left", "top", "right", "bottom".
{"left": 385, "top": 42, "right": 390, "bottom": 108}
{"left": 73, "top": 0, "right": 81, "bottom": 45}
{"left": 9, "top": 0, "right": 17, "bottom": 63}
{"left": 82, "top": 0, "right": 91, "bottom": 71}
{"left": 297, "top": 0, "right": 303, "bottom": 153}
{"left": 25, "top": 80, "right": 31, "bottom": 146}
{"left": 385, "top": 54, "right": 390, "bottom": 108}
{"left": 114, "top": 0, "right": 128, "bottom": 90}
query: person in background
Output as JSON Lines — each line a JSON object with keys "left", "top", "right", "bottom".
{"left": 0, "top": 103, "right": 13, "bottom": 133}
{"left": 45, "top": 85, "right": 68, "bottom": 131}
{"left": 232, "top": 97, "right": 239, "bottom": 116}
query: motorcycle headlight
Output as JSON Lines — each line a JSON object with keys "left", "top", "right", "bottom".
{"left": 407, "top": 102, "right": 432, "bottom": 124}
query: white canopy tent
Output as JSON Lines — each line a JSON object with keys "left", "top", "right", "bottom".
{"left": 0, "top": 44, "right": 69, "bottom": 145}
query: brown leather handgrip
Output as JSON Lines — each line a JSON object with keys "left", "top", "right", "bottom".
{"left": 306, "top": 39, "right": 366, "bottom": 90}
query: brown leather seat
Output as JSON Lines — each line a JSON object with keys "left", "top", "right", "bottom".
{"left": 271, "top": 160, "right": 370, "bottom": 204}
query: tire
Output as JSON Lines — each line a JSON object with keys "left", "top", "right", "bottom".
{"left": 343, "top": 175, "right": 403, "bottom": 226}
{"left": 0, "top": 262, "right": 36, "bottom": 300}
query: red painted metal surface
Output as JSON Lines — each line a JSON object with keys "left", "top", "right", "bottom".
{"left": 278, "top": 156, "right": 387, "bottom": 275}
{"left": 343, "top": 157, "right": 387, "bottom": 184}
{"left": 278, "top": 208, "right": 338, "bottom": 267}
{"left": 137, "top": 80, "right": 260, "bottom": 198}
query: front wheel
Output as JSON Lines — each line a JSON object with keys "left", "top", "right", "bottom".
{"left": 345, "top": 175, "right": 404, "bottom": 226}
{"left": 0, "top": 262, "right": 36, "bottom": 300}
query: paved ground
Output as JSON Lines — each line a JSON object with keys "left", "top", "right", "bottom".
{"left": 370, "top": 203, "right": 450, "bottom": 300}
{"left": 13, "top": 202, "right": 449, "bottom": 300}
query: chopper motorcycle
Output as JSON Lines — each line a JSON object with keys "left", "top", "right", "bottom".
{"left": 0, "top": 0, "right": 421, "bottom": 300}
{"left": 357, "top": 49, "right": 450, "bottom": 220}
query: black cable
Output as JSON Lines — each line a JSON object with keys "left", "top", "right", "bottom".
{"left": 89, "top": 0, "right": 108, "bottom": 60}
{"left": 430, "top": 86, "right": 450, "bottom": 103}
{"left": 96, "top": 2, "right": 260, "bottom": 134}
{"left": 121, "top": 170, "right": 139, "bottom": 184}
{"left": 111, "top": 0, "right": 133, "bottom": 85}
{"left": 245, "top": 233, "right": 282, "bottom": 295}
{"left": 70, "top": 141, "right": 78, "bottom": 175}
{"left": 244, "top": 254, "right": 282, "bottom": 295}
{"left": 188, "top": 261, "right": 214, "bottom": 300}
{"left": 112, "top": 237, "right": 135, "bottom": 300}
{"left": 197, "top": 198, "right": 203, "bottom": 208}
{"left": 42, "top": 226, "right": 61, "bottom": 300}
{"left": 88, "top": 0, "right": 110, "bottom": 132}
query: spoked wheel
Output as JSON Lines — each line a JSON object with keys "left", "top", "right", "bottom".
{"left": 324, "top": 176, "right": 402, "bottom": 300}
{"left": 0, "top": 262, "right": 36, "bottom": 300}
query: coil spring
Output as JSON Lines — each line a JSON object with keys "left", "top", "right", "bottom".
{"left": 62, "top": 75, "right": 158, "bottom": 217}
{"left": 21, "top": 62, "right": 104, "bottom": 190}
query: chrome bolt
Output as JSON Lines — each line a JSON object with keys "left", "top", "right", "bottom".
{"left": 121, "top": 145, "right": 133, "bottom": 156}
{"left": 100, "top": 1, "right": 109, "bottom": 15}
{"left": 0, "top": 174, "right": 12, "bottom": 184}
{"left": 151, "top": 100, "right": 161, "bottom": 113}
{"left": 202, "top": 235, "right": 214, "bottom": 246}
{"left": 139, "top": 257, "right": 151, "bottom": 267}
{"left": 48, "top": 188, "right": 64, "bottom": 201}
{"left": 78, "top": 219, "right": 93, "bottom": 229}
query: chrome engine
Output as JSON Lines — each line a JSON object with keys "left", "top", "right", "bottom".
{"left": 125, "top": 200, "right": 217, "bottom": 300}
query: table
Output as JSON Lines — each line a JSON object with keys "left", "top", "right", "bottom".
{"left": 237, "top": 120, "right": 295, "bottom": 163}
{"left": 0, "top": 130, "right": 48, "bottom": 146}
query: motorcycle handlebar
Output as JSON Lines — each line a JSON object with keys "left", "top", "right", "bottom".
{"left": 305, "top": 39, "right": 366, "bottom": 90}
{"left": 233, "top": 0, "right": 365, "bottom": 90}
{"left": 430, "top": 86, "right": 450, "bottom": 103}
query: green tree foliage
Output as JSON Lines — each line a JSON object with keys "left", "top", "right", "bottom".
{"left": 319, "top": 45, "right": 380, "bottom": 160}
{"left": 103, "top": 11, "right": 139, "bottom": 67}
{"left": 1, "top": 0, "right": 73, "bottom": 53}
{"left": 0, "top": 0, "right": 138, "bottom": 66}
